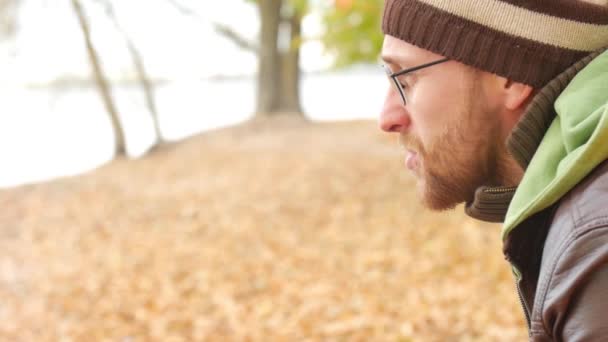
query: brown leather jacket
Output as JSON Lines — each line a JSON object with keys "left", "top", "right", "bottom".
{"left": 466, "top": 49, "right": 608, "bottom": 341}
{"left": 506, "top": 160, "right": 608, "bottom": 341}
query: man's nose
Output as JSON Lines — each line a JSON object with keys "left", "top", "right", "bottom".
{"left": 379, "top": 87, "right": 411, "bottom": 133}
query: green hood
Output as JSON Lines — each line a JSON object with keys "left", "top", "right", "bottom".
{"left": 503, "top": 50, "right": 608, "bottom": 240}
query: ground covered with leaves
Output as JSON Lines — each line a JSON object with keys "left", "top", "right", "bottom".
{"left": 0, "top": 117, "right": 527, "bottom": 341}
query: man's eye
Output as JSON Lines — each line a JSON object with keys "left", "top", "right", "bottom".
{"left": 395, "top": 75, "right": 409, "bottom": 89}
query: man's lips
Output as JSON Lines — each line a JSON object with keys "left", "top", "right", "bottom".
{"left": 405, "top": 149, "right": 419, "bottom": 170}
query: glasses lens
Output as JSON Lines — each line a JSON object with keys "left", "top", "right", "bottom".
{"left": 383, "top": 65, "right": 406, "bottom": 106}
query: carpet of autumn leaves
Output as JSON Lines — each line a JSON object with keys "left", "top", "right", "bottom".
{"left": 0, "top": 117, "right": 527, "bottom": 341}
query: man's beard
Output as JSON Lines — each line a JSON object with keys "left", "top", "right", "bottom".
{"left": 400, "top": 104, "right": 506, "bottom": 211}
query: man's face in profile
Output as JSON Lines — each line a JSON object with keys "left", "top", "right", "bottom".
{"left": 379, "top": 35, "right": 512, "bottom": 211}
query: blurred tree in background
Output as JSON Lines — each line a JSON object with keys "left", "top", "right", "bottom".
{"left": 248, "top": 0, "right": 384, "bottom": 117}
{"left": 244, "top": 0, "right": 384, "bottom": 117}
{"left": 71, "top": 0, "right": 128, "bottom": 156}
{"left": 72, "top": 0, "right": 166, "bottom": 156}
{"left": 171, "top": 0, "right": 383, "bottom": 118}
{"left": 0, "top": 0, "right": 18, "bottom": 39}
{"left": 96, "top": 0, "right": 164, "bottom": 148}
{"left": 171, "top": 0, "right": 308, "bottom": 117}
{"left": 322, "top": 0, "right": 384, "bottom": 68}
{"left": 253, "top": 0, "right": 307, "bottom": 117}
{"left": 1, "top": 0, "right": 385, "bottom": 158}
{"left": 2, "top": 0, "right": 164, "bottom": 157}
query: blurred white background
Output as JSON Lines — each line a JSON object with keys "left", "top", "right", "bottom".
{"left": 0, "top": 0, "right": 386, "bottom": 187}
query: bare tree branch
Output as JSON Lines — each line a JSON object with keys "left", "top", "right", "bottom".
{"left": 166, "top": 0, "right": 258, "bottom": 54}
{"left": 71, "top": 0, "right": 127, "bottom": 156}
{"left": 165, "top": 0, "right": 197, "bottom": 16}
{"left": 212, "top": 22, "right": 258, "bottom": 53}
{"left": 95, "top": 0, "right": 164, "bottom": 145}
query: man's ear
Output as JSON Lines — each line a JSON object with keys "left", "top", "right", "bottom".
{"left": 503, "top": 79, "right": 534, "bottom": 111}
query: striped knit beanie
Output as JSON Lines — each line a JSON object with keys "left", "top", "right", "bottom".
{"left": 382, "top": 0, "right": 608, "bottom": 88}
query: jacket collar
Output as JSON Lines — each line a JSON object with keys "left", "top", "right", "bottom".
{"left": 465, "top": 49, "right": 606, "bottom": 223}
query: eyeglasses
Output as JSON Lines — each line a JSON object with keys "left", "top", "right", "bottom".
{"left": 383, "top": 57, "right": 450, "bottom": 106}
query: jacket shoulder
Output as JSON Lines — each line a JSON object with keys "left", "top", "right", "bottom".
{"left": 562, "top": 160, "right": 608, "bottom": 229}
{"left": 538, "top": 160, "right": 608, "bottom": 268}
{"left": 530, "top": 160, "right": 608, "bottom": 339}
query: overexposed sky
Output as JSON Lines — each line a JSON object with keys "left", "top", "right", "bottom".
{"left": 0, "top": 0, "right": 384, "bottom": 188}
{"left": 2, "top": 0, "right": 332, "bottom": 84}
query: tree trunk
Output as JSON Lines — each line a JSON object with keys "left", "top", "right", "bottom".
{"left": 278, "top": 12, "right": 303, "bottom": 115}
{"left": 168, "top": 0, "right": 304, "bottom": 119}
{"left": 130, "top": 40, "right": 164, "bottom": 145}
{"left": 0, "top": 0, "right": 17, "bottom": 39}
{"left": 71, "top": 0, "right": 126, "bottom": 156}
{"left": 256, "top": 0, "right": 282, "bottom": 116}
{"left": 98, "top": 0, "right": 164, "bottom": 145}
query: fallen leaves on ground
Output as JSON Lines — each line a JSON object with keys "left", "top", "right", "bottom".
{"left": 0, "top": 117, "right": 527, "bottom": 341}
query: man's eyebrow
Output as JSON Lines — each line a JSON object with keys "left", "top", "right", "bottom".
{"left": 381, "top": 54, "right": 398, "bottom": 66}
{"left": 381, "top": 55, "right": 413, "bottom": 69}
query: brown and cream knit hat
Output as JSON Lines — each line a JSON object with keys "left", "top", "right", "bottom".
{"left": 382, "top": 0, "right": 608, "bottom": 88}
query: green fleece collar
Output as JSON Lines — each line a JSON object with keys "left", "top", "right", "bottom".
{"left": 503, "top": 48, "right": 608, "bottom": 239}
{"left": 465, "top": 48, "right": 607, "bottom": 228}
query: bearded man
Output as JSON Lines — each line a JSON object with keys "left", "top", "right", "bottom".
{"left": 378, "top": 0, "right": 608, "bottom": 340}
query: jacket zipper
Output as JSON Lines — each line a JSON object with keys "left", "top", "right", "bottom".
{"left": 483, "top": 186, "right": 517, "bottom": 194}
{"left": 484, "top": 185, "right": 529, "bottom": 331}
{"left": 516, "top": 277, "right": 532, "bottom": 334}
{"left": 508, "top": 260, "right": 532, "bottom": 335}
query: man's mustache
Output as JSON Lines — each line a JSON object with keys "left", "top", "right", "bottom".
{"left": 399, "top": 134, "right": 424, "bottom": 154}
